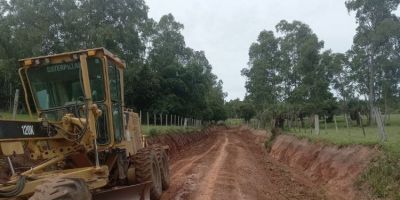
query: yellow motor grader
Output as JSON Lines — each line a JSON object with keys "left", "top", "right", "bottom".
{"left": 0, "top": 48, "right": 169, "bottom": 200}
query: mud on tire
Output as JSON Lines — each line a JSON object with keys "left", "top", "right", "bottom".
{"left": 29, "top": 178, "right": 91, "bottom": 200}
{"left": 133, "top": 148, "right": 162, "bottom": 200}
{"left": 153, "top": 146, "right": 170, "bottom": 190}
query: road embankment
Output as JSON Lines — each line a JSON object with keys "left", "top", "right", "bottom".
{"left": 269, "top": 135, "right": 379, "bottom": 200}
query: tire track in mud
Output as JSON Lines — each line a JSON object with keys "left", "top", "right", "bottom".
{"left": 192, "top": 133, "right": 230, "bottom": 200}
{"left": 161, "top": 128, "right": 327, "bottom": 200}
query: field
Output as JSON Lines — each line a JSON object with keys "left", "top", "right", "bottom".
{"left": 288, "top": 114, "right": 400, "bottom": 154}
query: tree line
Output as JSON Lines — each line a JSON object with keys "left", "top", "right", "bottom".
{"left": 238, "top": 0, "right": 400, "bottom": 138}
{"left": 0, "top": 0, "right": 227, "bottom": 121}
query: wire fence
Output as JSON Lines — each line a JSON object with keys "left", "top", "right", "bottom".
{"left": 1, "top": 88, "right": 205, "bottom": 130}
{"left": 138, "top": 111, "right": 203, "bottom": 128}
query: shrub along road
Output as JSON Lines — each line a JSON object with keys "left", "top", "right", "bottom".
{"left": 161, "top": 127, "right": 328, "bottom": 200}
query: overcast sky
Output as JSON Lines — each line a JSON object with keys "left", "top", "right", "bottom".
{"left": 145, "top": 0, "right": 357, "bottom": 101}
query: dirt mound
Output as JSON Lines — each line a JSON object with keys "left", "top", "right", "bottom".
{"left": 270, "top": 135, "right": 379, "bottom": 200}
{"left": 146, "top": 127, "right": 223, "bottom": 157}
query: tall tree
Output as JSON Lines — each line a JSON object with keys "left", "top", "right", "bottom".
{"left": 0, "top": 1, "right": 227, "bottom": 121}
{"left": 241, "top": 30, "right": 280, "bottom": 112}
{"left": 0, "top": 0, "right": 152, "bottom": 110}
{"left": 243, "top": 20, "right": 337, "bottom": 129}
{"left": 346, "top": 0, "right": 400, "bottom": 125}
{"left": 225, "top": 98, "right": 243, "bottom": 119}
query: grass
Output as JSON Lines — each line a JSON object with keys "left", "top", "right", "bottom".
{"left": 289, "top": 127, "right": 400, "bottom": 152}
{"left": 287, "top": 114, "right": 400, "bottom": 199}
{"left": 142, "top": 125, "right": 200, "bottom": 137}
{"left": 0, "top": 112, "right": 33, "bottom": 121}
{"left": 225, "top": 118, "right": 245, "bottom": 126}
{"left": 288, "top": 114, "right": 400, "bottom": 153}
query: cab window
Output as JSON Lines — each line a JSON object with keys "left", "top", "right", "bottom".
{"left": 108, "top": 61, "right": 123, "bottom": 143}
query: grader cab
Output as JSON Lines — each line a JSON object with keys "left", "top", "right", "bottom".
{"left": 0, "top": 48, "right": 169, "bottom": 200}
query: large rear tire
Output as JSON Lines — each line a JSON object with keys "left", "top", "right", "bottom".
{"left": 154, "top": 147, "right": 170, "bottom": 190}
{"left": 133, "top": 148, "right": 162, "bottom": 200}
{"left": 29, "top": 178, "right": 91, "bottom": 200}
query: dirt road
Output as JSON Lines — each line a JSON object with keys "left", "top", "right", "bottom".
{"left": 161, "top": 128, "right": 328, "bottom": 200}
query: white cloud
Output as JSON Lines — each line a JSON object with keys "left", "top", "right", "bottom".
{"left": 145, "top": 0, "right": 357, "bottom": 100}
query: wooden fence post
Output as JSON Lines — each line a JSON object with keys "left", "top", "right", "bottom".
{"left": 314, "top": 114, "right": 320, "bottom": 135}
{"left": 12, "top": 89, "right": 19, "bottom": 120}
{"left": 139, "top": 110, "right": 142, "bottom": 125}
{"left": 358, "top": 112, "right": 366, "bottom": 137}
{"left": 333, "top": 115, "right": 338, "bottom": 133}
{"left": 147, "top": 112, "right": 149, "bottom": 128}
{"left": 373, "top": 107, "right": 387, "bottom": 142}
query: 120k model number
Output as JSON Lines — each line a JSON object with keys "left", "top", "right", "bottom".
{"left": 21, "top": 125, "right": 35, "bottom": 136}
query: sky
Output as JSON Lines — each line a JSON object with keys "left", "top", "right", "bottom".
{"left": 145, "top": 0, "right": 358, "bottom": 101}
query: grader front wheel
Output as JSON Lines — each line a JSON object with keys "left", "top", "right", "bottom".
{"left": 29, "top": 178, "right": 91, "bottom": 200}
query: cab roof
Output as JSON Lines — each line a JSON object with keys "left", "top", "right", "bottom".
{"left": 18, "top": 48, "right": 126, "bottom": 68}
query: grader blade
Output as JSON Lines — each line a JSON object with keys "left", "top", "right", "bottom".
{"left": 93, "top": 182, "right": 151, "bottom": 200}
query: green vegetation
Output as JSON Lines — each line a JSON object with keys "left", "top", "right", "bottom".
{"left": 265, "top": 128, "right": 282, "bottom": 152}
{"left": 238, "top": 1, "right": 400, "bottom": 197}
{"left": 225, "top": 119, "right": 245, "bottom": 127}
{"left": 224, "top": 100, "right": 256, "bottom": 122}
{"left": 0, "top": 0, "right": 226, "bottom": 122}
{"left": 240, "top": 0, "right": 400, "bottom": 134}
{"left": 358, "top": 152, "right": 400, "bottom": 199}
{"left": 0, "top": 112, "right": 33, "bottom": 121}
{"left": 142, "top": 125, "right": 199, "bottom": 137}
{"left": 241, "top": 19, "right": 339, "bottom": 129}
{"left": 288, "top": 115, "right": 400, "bottom": 153}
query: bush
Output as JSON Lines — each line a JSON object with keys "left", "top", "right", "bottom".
{"left": 358, "top": 152, "right": 400, "bottom": 200}
{"left": 264, "top": 128, "right": 283, "bottom": 152}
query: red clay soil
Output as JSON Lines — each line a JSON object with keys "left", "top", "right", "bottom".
{"left": 155, "top": 127, "right": 328, "bottom": 200}
{"left": 269, "top": 135, "right": 379, "bottom": 200}
{"left": 146, "top": 127, "right": 222, "bottom": 157}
